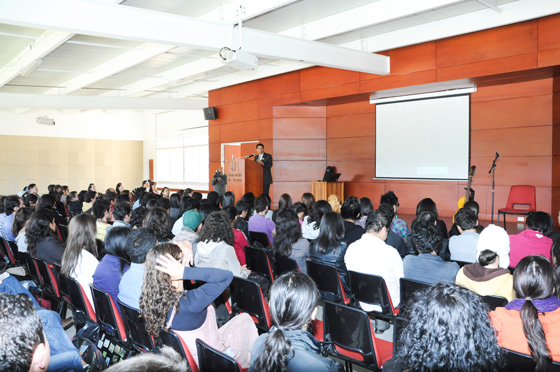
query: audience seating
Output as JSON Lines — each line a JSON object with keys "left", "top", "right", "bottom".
{"left": 502, "top": 348, "right": 560, "bottom": 371}
{"left": 196, "top": 338, "right": 243, "bottom": 372}
{"left": 247, "top": 231, "right": 270, "bottom": 248}
{"left": 481, "top": 295, "right": 508, "bottom": 310}
{"left": 118, "top": 300, "right": 156, "bottom": 353}
{"left": 90, "top": 284, "right": 128, "bottom": 344}
{"left": 0, "top": 237, "right": 18, "bottom": 265}
{"left": 399, "top": 278, "right": 431, "bottom": 315}
{"left": 244, "top": 246, "right": 275, "bottom": 283}
{"left": 59, "top": 274, "right": 97, "bottom": 330}
{"left": 20, "top": 251, "right": 41, "bottom": 286}
{"left": 348, "top": 271, "right": 399, "bottom": 324}
{"left": 497, "top": 185, "right": 536, "bottom": 229}
{"left": 323, "top": 300, "right": 393, "bottom": 371}
{"left": 274, "top": 255, "right": 299, "bottom": 276}
{"left": 158, "top": 329, "right": 199, "bottom": 372}
{"left": 306, "top": 261, "right": 350, "bottom": 305}
{"left": 229, "top": 276, "right": 272, "bottom": 333}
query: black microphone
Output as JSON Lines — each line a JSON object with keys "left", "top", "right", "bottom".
{"left": 248, "top": 153, "right": 255, "bottom": 158}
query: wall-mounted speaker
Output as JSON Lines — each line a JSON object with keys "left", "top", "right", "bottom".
{"left": 203, "top": 107, "right": 218, "bottom": 120}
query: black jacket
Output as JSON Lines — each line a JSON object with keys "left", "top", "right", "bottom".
{"left": 309, "top": 240, "right": 350, "bottom": 292}
{"left": 254, "top": 153, "right": 273, "bottom": 185}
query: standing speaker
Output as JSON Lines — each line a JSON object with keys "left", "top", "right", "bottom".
{"left": 203, "top": 107, "right": 218, "bottom": 120}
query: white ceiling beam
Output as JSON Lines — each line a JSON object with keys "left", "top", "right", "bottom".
{"left": 475, "top": 0, "right": 503, "bottom": 14}
{"left": 0, "top": 92, "right": 207, "bottom": 110}
{"left": 200, "top": 0, "right": 298, "bottom": 24}
{"left": 43, "top": 43, "right": 174, "bottom": 95}
{"left": 342, "top": 0, "right": 560, "bottom": 53}
{"left": 0, "top": 29, "right": 72, "bottom": 88}
{"left": 0, "top": 0, "right": 389, "bottom": 75}
{"left": 280, "top": 0, "right": 464, "bottom": 40}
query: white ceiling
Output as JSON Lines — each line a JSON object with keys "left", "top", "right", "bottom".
{"left": 0, "top": 0, "right": 559, "bottom": 112}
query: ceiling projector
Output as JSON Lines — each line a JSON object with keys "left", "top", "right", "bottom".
{"left": 221, "top": 49, "right": 258, "bottom": 71}
{"left": 36, "top": 115, "right": 55, "bottom": 126}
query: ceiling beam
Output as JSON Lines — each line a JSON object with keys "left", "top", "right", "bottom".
{"left": 0, "top": 0, "right": 390, "bottom": 75}
{"left": 0, "top": 30, "right": 72, "bottom": 88}
{"left": 280, "top": 0, "right": 464, "bottom": 40}
{"left": 0, "top": 92, "right": 207, "bottom": 110}
{"left": 200, "top": 0, "right": 298, "bottom": 24}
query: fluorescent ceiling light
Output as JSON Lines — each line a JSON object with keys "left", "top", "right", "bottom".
{"left": 370, "top": 86, "right": 477, "bottom": 105}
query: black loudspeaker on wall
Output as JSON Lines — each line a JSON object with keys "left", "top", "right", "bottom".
{"left": 203, "top": 107, "right": 218, "bottom": 120}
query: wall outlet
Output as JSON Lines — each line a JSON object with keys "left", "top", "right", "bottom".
{"left": 517, "top": 216, "right": 525, "bottom": 222}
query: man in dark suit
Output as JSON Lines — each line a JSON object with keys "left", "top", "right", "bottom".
{"left": 254, "top": 143, "right": 273, "bottom": 196}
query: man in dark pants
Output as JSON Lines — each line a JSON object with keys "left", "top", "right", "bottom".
{"left": 254, "top": 143, "right": 273, "bottom": 196}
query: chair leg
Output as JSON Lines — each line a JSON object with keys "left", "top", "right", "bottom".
{"left": 502, "top": 213, "right": 506, "bottom": 231}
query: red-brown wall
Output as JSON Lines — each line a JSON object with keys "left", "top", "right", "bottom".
{"left": 209, "top": 14, "right": 560, "bottom": 220}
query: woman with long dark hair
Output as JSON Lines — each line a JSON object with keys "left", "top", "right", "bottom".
{"left": 272, "top": 193, "right": 292, "bottom": 223}
{"left": 272, "top": 209, "right": 310, "bottom": 274}
{"left": 61, "top": 213, "right": 99, "bottom": 310}
{"left": 12, "top": 207, "right": 34, "bottom": 253}
{"left": 249, "top": 272, "right": 344, "bottom": 372}
{"left": 490, "top": 255, "right": 560, "bottom": 369}
{"left": 356, "top": 197, "right": 374, "bottom": 229}
{"left": 415, "top": 197, "right": 448, "bottom": 239}
{"left": 141, "top": 243, "right": 258, "bottom": 368}
{"left": 220, "top": 191, "right": 235, "bottom": 209}
{"left": 302, "top": 200, "right": 332, "bottom": 240}
{"left": 301, "top": 192, "right": 315, "bottom": 215}
{"left": 27, "top": 208, "right": 64, "bottom": 264}
{"left": 310, "top": 212, "right": 348, "bottom": 289}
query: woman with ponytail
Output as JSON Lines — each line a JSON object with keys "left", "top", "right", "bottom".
{"left": 249, "top": 272, "right": 343, "bottom": 372}
{"left": 490, "top": 255, "right": 560, "bottom": 370}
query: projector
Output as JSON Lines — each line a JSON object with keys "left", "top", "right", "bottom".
{"left": 36, "top": 115, "right": 55, "bottom": 126}
{"left": 222, "top": 49, "right": 258, "bottom": 71}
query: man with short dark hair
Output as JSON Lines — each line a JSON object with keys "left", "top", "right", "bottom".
{"left": 345, "top": 211, "right": 403, "bottom": 312}
{"left": 93, "top": 198, "right": 113, "bottom": 241}
{"left": 1, "top": 195, "right": 22, "bottom": 241}
{"left": 340, "top": 196, "right": 365, "bottom": 245}
{"left": 118, "top": 228, "right": 157, "bottom": 310}
{"left": 82, "top": 190, "right": 97, "bottom": 214}
{"left": 403, "top": 221, "right": 459, "bottom": 284}
{"left": 248, "top": 196, "right": 276, "bottom": 244}
{"left": 377, "top": 203, "right": 406, "bottom": 257}
{"left": 107, "top": 202, "right": 131, "bottom": 233}
{"left": 28, "top": 183, "right": 39, "bottom": 195}
{"left": 449, "top": 207, "right": 479, "bottom": 263}
{"left": 380, "top": 191, "right": 410, "bottom": 242}
{"left": 253, "top": 143, "right": 273, "bottom": 196}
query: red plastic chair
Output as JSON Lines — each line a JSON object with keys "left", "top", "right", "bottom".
{"left": 497, "top": 185, "right": 536, "bottom": 229}
{"left": 159, "top": 328, "right": 199, "bottom": 372}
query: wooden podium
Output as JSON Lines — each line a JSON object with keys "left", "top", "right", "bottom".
{"left": 225, "top": 158, "right": 263, "bottom": 198}
{"left": 312, "top": 181, "right": 344, "bottom": 202}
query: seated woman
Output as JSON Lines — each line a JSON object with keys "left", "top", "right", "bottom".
{"left": 272, "top": 209, "right": 310, "bottom": 274}
{"left": 302, "top": 200, "right": 332, "bottom": 240}
{"left": 93, "top": 226, "right": 131, "bottom": 312}
{"left": 143, "top": 207, "right": 173, "bottom": 243}
{"left": 142, "top": 243, "right": 258, "bottom": 368}
{"left": 27, "top": 208, "right": 65, "bottom": 264}
{"left": 490, "top": 255, "right": 560, "bottom": 368}
{"left": 12, "top": 207, "right": 33, "bottom": 253}
{"left": 61, "top": 213, "right": 100, "bottom": 310}
{"left": 387, "top": 283, "right": 504, "bottom": 372}
{"left": 416, "top": 197, "right": 448, "bottom": 239}
{"left": 509, "top": 211, "right": 554, "bottom": 268}
{"left": 195, "top": 211, "right": 250, "bottom": 279}
{"left": 309, "top": 212, "right": 349, "bottom": 291}
{"left": 551, "top": 238, "right": 560, "bottom": 276}
{"left": 271, "top": 193, "right": 292, "bottom": 223}
{"left": 356, "top": 197, "right": 374, "bottom": 229}
{"left": 249, "top": 272, "right": 344, "bottom": 372}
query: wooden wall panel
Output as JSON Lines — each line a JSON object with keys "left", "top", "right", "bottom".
{"left": 343, "top": 182, "right": 387, "bottom": 204}
{"left": 258, "top": 72, "right": 301, "bottom": 98}
{"left": 273, "top": 160, "right": 326, "bottom": 182}
{"left": 273, "top": 105, "right": 326, "bottom": 118}
{"left": 471, "top": 95, "right": 552, "bottom": 130}
{"left": 327, "top": 101, "right": 375, "bottom": 117}
{"left": 326, "top": 112, "right": 375, "bottom": 138}
{"left": 219, "top": 121, "right": 259, "bottom": 143}
{"left": 273, "top": 118, "right": 326, "bottom": 139}
{"left": 387, "top": 41, "right": 437, "bottom": 76}
{"left": 361, "top": 70, "right": 436, "bottom": 93}
{"left": 471, "top": 156, "right": 551, "bottom": 186}
{"left": 472, "top": 79, "right": 552, "bottom": 102}
{"left": 436, "top": 21, "right": 537, "bottom": 68}
{"left": 208, "top": 125, "right": 220, "bottom": 144}
{"left": 538, "top": 48, "right": 560, "bottom": 68}
{"left": 274, "top": 139, "right": 326, "bottom": 161}
{"left": 327, "top": 137, "right": 374, "bottom": 160}
{"left": 384, "top": 180, "right": 460, "bottom": 217}
{"left": 301, "top": 82, "right": 360, "bottom": 102}
{"left": 258, "top": 92, "right": 300, "bottom": 118}
{"left": 538, "top": 14, "right": 560, "bottom": 51}
{"left": 218, "top": 80, "right": 260, "bottom": 106}
{"left": 300, "top": 67, "right": 360, "bottom": 91}
{"left": 211, "top": 101, "right": 259, "bottom": 125}
{"left": 471, "top": 126, "right": 552, "bottom": 157}
{"left": 272, "top": 181, "right": 314, "bottom": 201}
{"left": 258, "top": 119, "right": 273, "bottom": 140}
{"left": 328, "top": 160, "right": 375, "bottom": 183}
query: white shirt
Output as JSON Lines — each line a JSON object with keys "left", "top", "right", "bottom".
{"left": 344, "top": 233, "right": 403, "bottom": 312}
{"left": 71, "top": 249, "right": 99, "bottom": 311}
{"left": 301, "top": 215, "right": 320, "bottom": 240}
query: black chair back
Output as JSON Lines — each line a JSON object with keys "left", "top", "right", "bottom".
{"left": 118, "top": 300, "right": 155, "bottom": 352}
{"left": 196, "top": 338, "right": 242, "bottom": 372}
{"left": 399, "top": 277, "right": 431, "bottom": 315}
{"left": 275, "top": 255, "right": 299, "bottom": 276}
{"left": 59, "top": 274, "right": 97, "bottom": 328}
{"left": 0, "top": 237, "right": 17, "bottom": 265}
{"left": 158, "top": 328, "right": 199, "bottom": 372}
{"left": 90, "top": 285, "right": 127, "bottom": 343}
{"left": 230, "top": 276, "right": 271, "bottom": 332}
{"left": 349, "top": 271, "right": 397, "bottom": 318}
{"left": 244, "top": 246, "right": 274, "bottom": 282}
{"left": 481, "top": 295, "right": 508, "bottom": 310}
{"left": 502, "top": 348, "right": 560, "bottom": 371}
{"left": 33, "top": 256, "right": 56, "bottom": 297}
{"left": 20, "top": 251, "right": 41, "bottom": 285}
{"left": 306, "top": 260, "right": 350, "bottom": 305}
{"left": 248, "top": 231, "right": 270, "bottom": 248}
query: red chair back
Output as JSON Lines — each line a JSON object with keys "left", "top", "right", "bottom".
{"left": 90, "top": 284, "right": 127, "bottom": 344}
{"left": 230, "top": 276, "right": 272, "bottom": 332}
{"left": 158, "top": 329, "right": 199, "bottom": 372}
{"left": 505, "top": 185, "right": 536, "bottom": 211}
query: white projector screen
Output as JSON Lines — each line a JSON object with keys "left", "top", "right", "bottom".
{"left": 375, "top": 94, "right": 470, "bottom": 180}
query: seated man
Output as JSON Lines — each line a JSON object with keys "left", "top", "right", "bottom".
{"left": 380, "top": 191, "right": 410, "bottom": 242}
{"left": 345, "top": 210, "right": 403, "bottom": 312}
{"left": 340, "top": 196, "right": 365, "bottom": 245}
{"left": 403, "top": 221, "right": 460, "bottom": 285}
{"left": 82, "top": 190, "right": 97, "bottom": 214}
{"left": 118, "top": 228, "right": 157, "bottom": 310}
{"left": 377, "top": 203, "right": 406, "bottom": 257}
{"left": 509, "top": 211, "right": 554, "bottom": 268}
{"left": 449, "top": 208, "right": 479, "bottom": 263}
{"left": 248, "top": 196, "right": 276, "bottom": 245}
{"left": 1, "top": 195, "right": 22, "bottom": 242}
{"left": 107, "top": 202, "right": 132, "bottom": 232}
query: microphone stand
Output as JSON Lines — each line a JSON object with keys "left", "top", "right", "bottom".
{"left": 488, "top": 153, "right": 499, "bottom": 224}
{"left": 232, "top": 155, "right": 254, "bottom": 160}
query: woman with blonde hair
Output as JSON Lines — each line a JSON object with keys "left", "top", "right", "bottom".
{"left": 141, "top": 243, "right": 258, "bottom": 368}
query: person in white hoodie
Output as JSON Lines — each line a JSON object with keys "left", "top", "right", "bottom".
{"left": 194, "top": 211, "right": 250, "bottom": 279}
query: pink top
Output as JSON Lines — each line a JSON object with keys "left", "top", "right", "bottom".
{"left": 509, "top": 229, "right": 553, "bottom": 268}
{"left": 233, "top": 228, "right": 248, "bottom": 266}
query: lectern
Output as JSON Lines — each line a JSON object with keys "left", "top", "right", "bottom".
{"left": 312, "top": 181, "right": 344, "bottom": 203}
{"left": 225, "top": 158, "right": 263, "bottom": 198}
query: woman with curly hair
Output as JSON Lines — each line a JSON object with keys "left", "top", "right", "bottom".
{"left": 143, "top": 207, "right": 172, "bottom": 243}
{"left": 141, "top": 243, "right": 258, "bottom": 368}
{"left": 272, "top": 209, "right": 310, "bottom": 274}
{"left": 249, "top": 272, "right": 344, "bottom": 372}
{"left": 302, "top": 200, "right": 332, "bottom": 240}
{"left": 194, "top": 211, "right": 250, "bottom": 278}
{"left": 388, "top": 283, "right": 504, "bottom": 372}
{"left": 61, "top": 213, "right": 99, "bottom": 310}
{"left": 27, "top": 208, "right": 65, "bottom": 264}
{"left": 490, "top": 255, "right": 560, "bottom": 370}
